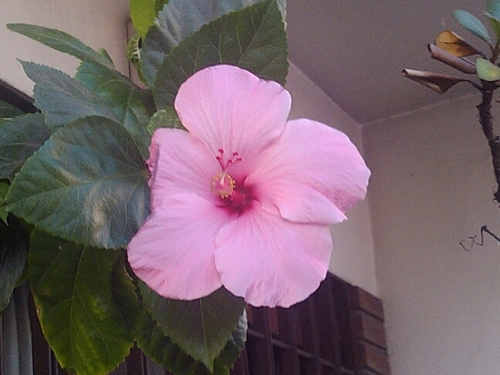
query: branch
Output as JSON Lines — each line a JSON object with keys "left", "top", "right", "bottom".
{"left": 477, "top": 81, "right": 500, "bottom": 203}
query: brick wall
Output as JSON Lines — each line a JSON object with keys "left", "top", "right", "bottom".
{"left": 349, "top": 286, "right": 390, "bottom": 375}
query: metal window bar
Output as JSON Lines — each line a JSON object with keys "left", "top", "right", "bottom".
{"left": 235, "top": 273, "right": 357, "bottom": 375}
{"left": 0, "top": 283, "right": 33, "bottom": 375}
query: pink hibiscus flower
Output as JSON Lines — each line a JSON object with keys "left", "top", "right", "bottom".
{"left": 127, "top": 64, "right": 370, "bottom": 308}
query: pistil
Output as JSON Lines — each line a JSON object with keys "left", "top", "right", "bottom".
{"left": 211, "top": 149, "right": 254, "bottom": 213}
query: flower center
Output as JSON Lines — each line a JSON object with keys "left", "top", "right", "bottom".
{"left": 211, "top": 149, "right": 253, "bottom": 214}
{"left": 211, "top": 171, "right": 235, "bottom": 198}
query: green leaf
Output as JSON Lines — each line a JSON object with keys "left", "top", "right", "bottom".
{"left": 0, "top": 216, "right": 27, "bottom": 313}
{"left": 217, "top": 311, "right": 247, "bottom": 368}
{"left": 159, "top": 0, "right": 264, "bottom": 47}
{"left": 29, "top": 229, "right": 137, "bottom": 375}
{"left": 5, "top": 117, "right": 150, "bottom": 249}
{"left": 141, "top": 0, "right": 263, "bottom": 87}
{"left": 130, "top": 0, "right": 156, "bottom": 38}
{"left": 130, "top": 0, "right": 169, "bottom": 38}
{"left": 97, "top": 48, "right": 114, "bottom": 65}
{"left": 476, "top": 57, "right": 500, "bottom": 81}
{"left": 136, "top": 299, "right": 246, "bottom": 374}
{"left": 275, "top": 0, "right": 286, "bottom": 20}
{"left": 487, "top": 16, "right": 500, "bottom": 43}
{"left": 0, "top": 101, "right": 24, "bottom": 118}
{"left": 136, "top": 307, "right": 217, "bottom": 375}
{"left": 127, "top": 34, "right": 146, "bottom": 84}
{"left": 153, "top": 0, "right": 288, "bottom": 109}
{"left": 0, "top": 113, "right": 51, "bottom": 180}
{"left": 0, "top": 181, "right": 8, "bottom": 223}
{"left": 487, "top": 0, "right": 500, "bottom": 20}
{"left": 7, "top": 23, "right": 113, "bottom": 67}
{"left": 21, "top": 61, "right": 117, "bottom": 131}
{"left": 75, "top": 60, "right": 154, "bottom": 158}
{"left": 486, "top": 0, "right": 500, "bottom": 42}
{"left": 147, "top": 107, "right": 185, "bottom": 134}
{"left": 139, "top": 282, "right": 246, "bottom": 371}
{"left": 110, "top": 252, "right": 140, "bottom": 329}
{"left": 454, "top": 9, "right": 491, "bottom": 43}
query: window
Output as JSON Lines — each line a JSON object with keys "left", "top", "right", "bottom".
{"left": 3, "top": 274, "right": 389, "bottom": 375}
{"left": 231, "top": 273, "right": 391, "bottom": 375}
{"left": 0, "top": 79, "right": 37, "bottom": 114}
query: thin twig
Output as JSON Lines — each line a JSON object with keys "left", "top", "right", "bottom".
{"left": 460, "top": 225, "right": 500, "bottom": 251}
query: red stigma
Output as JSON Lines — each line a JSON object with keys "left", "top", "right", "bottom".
{"left": 216, "top": 149, "right": 242, "bottom": 170}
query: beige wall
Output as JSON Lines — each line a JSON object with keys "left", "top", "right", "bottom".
{"left": 0, "top": 0, "right": 129, "bottom": 96}
{"left": 364, "top": 94, "right": 500, "bottom": 374}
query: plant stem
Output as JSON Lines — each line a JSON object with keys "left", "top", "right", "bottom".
{"left": 477, "top": 81, "right": 500, "bottom": 203}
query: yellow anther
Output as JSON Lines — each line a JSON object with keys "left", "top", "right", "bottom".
{"left": 211, "top": 171, "right": 235, "bottom": 198}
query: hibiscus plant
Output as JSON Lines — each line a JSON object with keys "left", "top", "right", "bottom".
{"left": 403, "top": 0, "right": 500, "bottom": 209}
{"left": 0, "top": 0, "right": 369, "bottom": 374}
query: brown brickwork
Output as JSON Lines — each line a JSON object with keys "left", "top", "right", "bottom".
{"left": 349, "top": 286, "right": 391, "bottom": 375}
{"left": 349, "top": 286, "right": 384, "bottom": 320}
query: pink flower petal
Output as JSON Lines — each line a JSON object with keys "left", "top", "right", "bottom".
{"left": 175, "top": 65, "right": 291, "bottom": 162}
{"left": 127, "top": 193, "right": 228, "bottom": 300}
{"left": 148, "top": 128, "right": 220, "bottom": 211}
{"left": 131, "top": 66, "right": 370, "bottom": 308}
{"left": 246, "top": 119, "right": 370, "bottom": 225}
{"left": 214, "top": 205, "right": 332, "bottom": 307}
